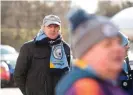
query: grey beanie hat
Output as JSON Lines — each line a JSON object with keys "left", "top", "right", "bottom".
{"left": 43, "top": 15, "right": 61, "bottom": 26}
{"left": 67, "top": 8, "right": 122, "bottom": 58}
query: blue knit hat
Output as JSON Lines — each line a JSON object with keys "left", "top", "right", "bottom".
{"left": 67, "top": 8, "right": 123, "bottom": 58}
{"left": 67, "top": 8, "right": 95, "bottom": 31}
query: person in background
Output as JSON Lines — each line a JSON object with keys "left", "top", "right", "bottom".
{"left": 14, "top": 15, "right": 71, "bottom": 95}
{"left": 118, "top": 33, "right": 133, "bottom": 95}
{"left": 56, "top": 8, "right": 127, "bottom": 95}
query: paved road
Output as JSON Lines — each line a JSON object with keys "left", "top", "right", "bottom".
{"left": 0, "top": 88, "right": 22, "bottom": 95}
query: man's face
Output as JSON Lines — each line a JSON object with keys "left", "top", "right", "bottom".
{"left": 87, "top": 37, "right": 125, "bottom": 80}
{"left": 43, "top": 24, "right": 60, "bottom": 39}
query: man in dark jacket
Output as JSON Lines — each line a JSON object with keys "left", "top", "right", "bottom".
{"left": 14, "top": 15, "right": 71, "bottom": 95}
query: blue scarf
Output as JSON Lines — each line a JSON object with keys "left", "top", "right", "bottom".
{"left": 123, "top": 61, "right": 128, "bottom": 73}
{"left": 35, "top": 29, "right": 69, "bottom": 69}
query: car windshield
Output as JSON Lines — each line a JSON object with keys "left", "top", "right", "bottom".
{"left": 7, "top": 60, "right": 16, "bottom": 69}
{"left": 0, "top": 46, "right": 17, "bottom": 54}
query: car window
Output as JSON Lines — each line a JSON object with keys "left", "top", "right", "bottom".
{"left": 0, "top": 47, "right": 17, "bottom": 54}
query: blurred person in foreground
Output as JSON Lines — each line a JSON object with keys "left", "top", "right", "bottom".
{"left": 56, "top": 8, "right": 127, "bottom": 95}
{"left": 118, "top": 33, "right": 133, "bottom": 95}
{"left": 14, "top": 15, "right": 71, "bottom": 95}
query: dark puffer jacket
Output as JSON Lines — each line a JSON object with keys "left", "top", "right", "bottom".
{"left": 14, "top": 38, "right": 71, "bottom": 95}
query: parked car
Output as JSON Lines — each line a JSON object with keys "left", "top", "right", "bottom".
{"left": 0, "top": 61, "right": 10, "bottom": 88}
{"left": 111, "top": 7, "right": 133, "bottom": 39}
{"left": 0, "top": 45, "right": 19, "bottom": 87}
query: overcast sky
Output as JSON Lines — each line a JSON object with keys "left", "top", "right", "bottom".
{"left": 71, "top": 0, "right": 98, "bottom": 13}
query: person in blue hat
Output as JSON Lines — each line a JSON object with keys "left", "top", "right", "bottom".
{"left": 56, "top": 8, "right": 128, "bottom": 95}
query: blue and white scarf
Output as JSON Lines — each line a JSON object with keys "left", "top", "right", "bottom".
{"left": 35, "top": 29, "right": 69, "bottom": 69}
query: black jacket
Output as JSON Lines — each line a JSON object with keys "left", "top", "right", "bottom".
{"left": 14, "top": 38, "right": 71, "bottom": 95}
{"left": 118, "top": 57, "right": 132, "bottom": 93}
